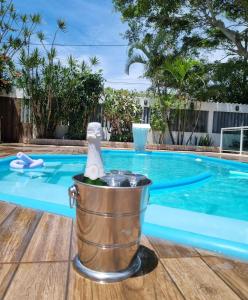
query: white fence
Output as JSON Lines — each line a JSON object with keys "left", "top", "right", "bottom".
{"left": 220, "top": 126, "right": 248, "bottom": 155}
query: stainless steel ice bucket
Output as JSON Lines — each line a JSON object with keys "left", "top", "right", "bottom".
{"left": 68, "top": 174, "right": 151, "bottom": 282}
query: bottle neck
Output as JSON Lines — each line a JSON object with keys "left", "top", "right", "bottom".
{"left": 85, "top": 139, "right": 105, "bottom": 180}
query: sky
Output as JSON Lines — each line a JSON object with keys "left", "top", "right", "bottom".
{"left": 14, "top": 0, "right": 151, "bottom": 91}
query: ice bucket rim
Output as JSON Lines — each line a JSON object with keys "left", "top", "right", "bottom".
{"left": 73, "top": 174, "right": 152, "bottom": 190}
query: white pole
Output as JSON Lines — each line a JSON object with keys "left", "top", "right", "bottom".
{"left": 220, "top": 128, "right": 223, "bottom": 153}
{"left": 240, "top": 127, "right": 244, "bottom": 155}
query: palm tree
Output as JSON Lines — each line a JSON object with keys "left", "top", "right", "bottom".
{"left": 162, "top": 57, "right": 204, "bottom": 145}
{"left": 125, "top": 32, "right": 173, "bottom": 86}
{"left": 126, "top": 34, "right": 205, "bottom": 145}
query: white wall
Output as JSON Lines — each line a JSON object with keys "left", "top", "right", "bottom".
{"left": 0, "top": 88, "right": 24, "bottom": 99}
{"left": 5, "top": 90, "right": 246, "bottom": 147}
{"left": 138, "top": 99, "right": 248, "bottom": 146}
{"left": 200, "top": 102, "right": 248, "bottom": 145}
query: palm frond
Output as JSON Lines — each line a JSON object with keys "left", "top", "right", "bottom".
{"left": 30, "top": 13, "right": 41, "bottom": 24}
{"left": 21, "top": 14, "right": 27, "bottom": 23}
{"left": 89, "top": 56, "right": 100, "bottom": 66}
{"left": 48, "top": 47, "right": 57, "bottom": 61}
{"left": 81, "top": 60, "right": 88, "bottom": 71}
{"left": 57, "top": 19, "right": 66, "bottom": 32}
{"left": 125, "top": 54, "right": 147, "bottom": 74}
{"left": 128, "top": 42, "right": 150, "bottom": 59}
{"left": 163, "top": 57, "right": 200, "bottom": 84}
{"left": 68, "top": 55, "right": 77, "bottom": 68}
{"left": 37, "top": 31, "right": 45, "bottom": 42}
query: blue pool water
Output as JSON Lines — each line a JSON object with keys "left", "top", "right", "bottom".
{"left": 0, "top": 150, "right": 248, "bottom": 260}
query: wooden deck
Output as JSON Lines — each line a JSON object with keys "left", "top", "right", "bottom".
{"left": 0, "top": 144, "right": 248, "bottom": 299}
{"left": 0, "top": 201, "right": 247, "bottom": 300}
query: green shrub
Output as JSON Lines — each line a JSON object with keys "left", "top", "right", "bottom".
{"left": 198, "top": 134, "right": 214, "bottom": 146}
{"left": 103, "top": 88, "right": 142, "bottom": 142}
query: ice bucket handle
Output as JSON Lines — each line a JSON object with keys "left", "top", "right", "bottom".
{"left": 68, "top": 185, "right": 78, "bottom": 208}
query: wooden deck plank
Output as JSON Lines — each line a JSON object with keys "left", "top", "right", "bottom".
{"left": 0, "top": 207, "right": 42, "bottom": 262}
{"left": 0, "top": 202, "right": 16, "bottom": 225}
{"left": 71, "top": 221, "right": 77, "bottom": 260}
{"left": 140, "top": 235, "right": 156, "bottom": 250}
{"left": 195, "top": 248, "right": 222, "bottom": 257}
{"left": 203, "top": 256, "right": 248, "bottom": 300}
{"left": 67, "top": 261, "right": 184, "bottom": 300}
{"left": 148, "top": 236, "right": 199, "bottom": 258}
{"left": 162, "top": 257, "right": 241, "bottom": 300}
{"left": 4, "top": 262, "right": 68, "bottom": 300}
{"left": 22, "top": 213, "right": 72, "bottom": 262}
{"left": 0, "top": 263, "right": 18, "bottom": 299}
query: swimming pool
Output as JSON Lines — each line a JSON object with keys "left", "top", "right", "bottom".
{"left": 0, "top": 150, "right": 247, "bottom": 260}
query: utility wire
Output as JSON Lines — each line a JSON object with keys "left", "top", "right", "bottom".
{"left": 106, "top": 81, "right": 150, "bottom": 85}
{"left": 29, "top": 42, "right": 129, "bottom": 47}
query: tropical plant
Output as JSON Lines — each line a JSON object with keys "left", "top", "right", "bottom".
{"left": 18, "top": 20, "right": 67, "bottom": 138}
{"left": 62, "top": 56, "right": 104, "bottom": 140}
{"left": 159, "top": 57, "right": 205, "bottom": 145}
{"left": 18, "top": 13, "right": 104, "bottom": 140}
{"left": 198, "top": 134, "right": 214, "bottom": 146}
{"left": 0, "top": 0, "right": 41, "bottom": 92}
{"left": 103, "top": 88, "right": 142, "bottom": 142}
{"left": 19, "top": 52, "right": 104, "bottom": 139}
{"left": 150, "top": 101, "right": 167, "bottom": 144}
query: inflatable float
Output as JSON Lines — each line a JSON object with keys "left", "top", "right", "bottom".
{"left": 10, "top": 152, "right": 44, "bottom": 169}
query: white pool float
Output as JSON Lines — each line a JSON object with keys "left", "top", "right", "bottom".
{"left": 10, "top": 152, "right": 44, "bottom": 169}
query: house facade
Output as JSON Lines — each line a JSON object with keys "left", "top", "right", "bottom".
{"left": 0, "top": 88, "right": 32, "bottom": 143}
{"left": 141, "top": 98, "right": 248, "bottom": 147}
{"left": 1, "top": 88, "right": 248, "bottom": 148}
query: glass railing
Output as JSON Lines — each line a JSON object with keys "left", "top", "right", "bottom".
{"left": 243, "top": 130, "right": 248, "bottom": 154}
{"left": 220, "top": 126, "right": 248, "bottom": 154}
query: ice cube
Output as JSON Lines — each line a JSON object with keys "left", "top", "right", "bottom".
{"left": 101, "top": 174, "right": 131, "bottom": 187}
{"left": 110, "top": 170, "right": 132, "bottom": 175}
{"left": 127, "top": 174, "right": 150, "bottom": 187}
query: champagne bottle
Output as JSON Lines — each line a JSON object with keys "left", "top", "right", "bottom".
{"left": 83, "top": 122, "right": 107, "bottom": 186}
{"left": 83, "top": 177, "right": 107, "bottom": 186}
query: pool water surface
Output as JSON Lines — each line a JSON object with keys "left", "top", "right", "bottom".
{"left": 0, "top": 150, "right": 247, "bottom": 260}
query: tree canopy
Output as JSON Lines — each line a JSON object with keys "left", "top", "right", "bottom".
{"left": 18, "top": 17, "right": 104, "bottom": 139}
{"left": 0, "top": 0, "right": 41, "bottom": 91}
{"left": 113, "top": 0, "right": 248, "bottom": 104}
{"left": 114, "top": 0, "right": 248, "bottom": 58}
